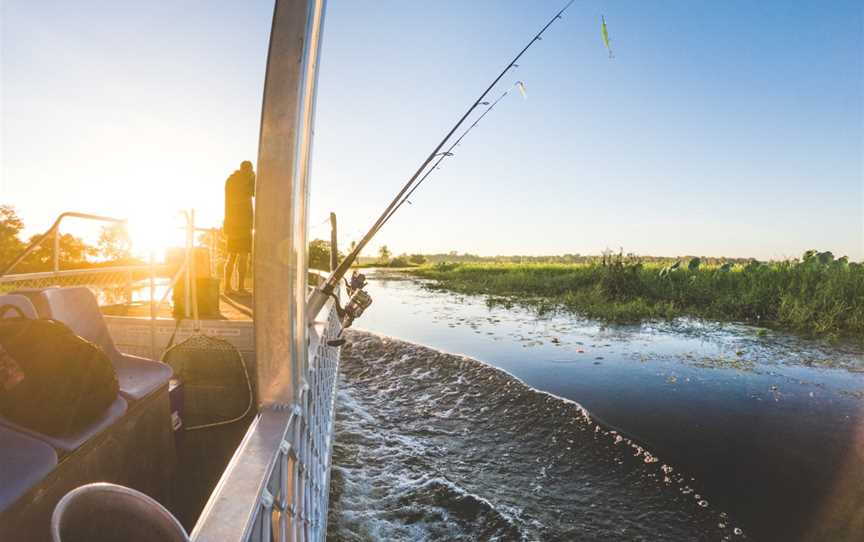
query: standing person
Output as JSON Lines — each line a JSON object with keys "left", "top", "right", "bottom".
{"left": 223, "top": 160, "right": 255, "bottom": 294}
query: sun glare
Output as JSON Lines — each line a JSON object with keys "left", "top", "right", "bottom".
{"left": 125, "top": 211, "right": 188, "bottom": 262}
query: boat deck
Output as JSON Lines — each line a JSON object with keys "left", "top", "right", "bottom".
{"left": 100, "top": 291, "right": 253, "bottom": 321}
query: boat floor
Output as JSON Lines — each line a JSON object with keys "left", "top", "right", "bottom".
{"left": 101, "top": 291, "right": 253, "bottom": 321}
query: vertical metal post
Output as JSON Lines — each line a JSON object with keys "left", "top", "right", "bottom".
{"left": 329, "top": 212, "right": 338, "bottom": 272}
{"left": 253, "top": 0, "right": 325, "bottom": 408}
{"left": 184, "top": 211, "right": 192, "bottom": 319}
{"left": 209, "top": 229, "right": 217, "bottom": 278}
{"left": 292, "top": 411, "right": 302, "bottom": 542}
{"left": 125, "top": 268, "right": 134, "bottom": 304}
{"left": 190, "top": 209, "right": 199, "bottom": 330}
{"left": 149, "top": 251, "right": 157, "bottom": 359}
{"left": 53, "top": 226, "right": 60, "bottom": 273}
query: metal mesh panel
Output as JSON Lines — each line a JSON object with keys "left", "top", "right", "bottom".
{"left": 0, "top": 267, "right": 159, "bottom": 306}
{"left": 244, "top": 301, "right": 342, "bottom": 542}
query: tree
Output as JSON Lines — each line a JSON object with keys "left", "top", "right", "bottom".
{"left": 308, "top": 238, "right": 344, "bottom": 271}
{"left": 0, "top": 205, "right": 25, "bottom": 268}
{"left": 22, "top": 233, "right": 96, "bottom": 271}
{"left": 0, "top": 206, "right": 99, "bottom": 272}
{"left": 378, "top": 245, "right": 391, "bottom": 263}
{"left": 98, "top": 223, "right": 132, "bottom": 261}
{"left": 409, "top": 253, "right": 427, "bottom": 265}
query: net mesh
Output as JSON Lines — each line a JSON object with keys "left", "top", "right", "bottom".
{"left": 162, "top": 334, "right": 253, "bottom": 430}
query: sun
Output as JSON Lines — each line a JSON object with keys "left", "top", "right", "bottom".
{"left": 125, "top": 211, "right": 188, "bottom": 262}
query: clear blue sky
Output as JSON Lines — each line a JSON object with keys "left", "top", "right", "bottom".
{"left": 2, "top": 0, "right": 862, "bottom": 260}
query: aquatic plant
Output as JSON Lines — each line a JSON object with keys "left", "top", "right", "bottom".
{"left": 409, "top": 251, "right": 864, "bottom": 337}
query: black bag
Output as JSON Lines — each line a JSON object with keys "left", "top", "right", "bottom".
{"left": 0, "top": 304, "right": 119, "bottom": 436}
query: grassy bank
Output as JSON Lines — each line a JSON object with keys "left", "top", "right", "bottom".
{"left": 408, "top": 254, "right": 864, "bottom": 337}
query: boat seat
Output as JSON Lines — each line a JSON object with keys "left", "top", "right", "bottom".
{"left": 0, "top": 294, "right": 39, "bottom": 319}
{"left": 0, "top": 292, "right": 130, "bottom": 451}
{"left": 1, "top": 395, "right": 128, "bottom": 453}
{"left": 0, "top": 426, "right": 58, "bottom": 513}
{"left": 12, "top": 287, "right": 173, "bottom": 401}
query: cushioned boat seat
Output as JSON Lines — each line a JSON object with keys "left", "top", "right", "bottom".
{"left": 0, "top": 426, "right": 58, "bottom": 513}
{"left": 110, "top": 352, "right": 175, "bottom": 401}
{"left": 1, "top": 395, "right": 128, "bottom": 453}
{"left": 0, "top": 292, "right": 131, "bottom": 451}
{"left": 0, "top": 294, "right": 39, "bottom": 320}
{"left": 12, "top": 287, "right": 172, "bottom": 401}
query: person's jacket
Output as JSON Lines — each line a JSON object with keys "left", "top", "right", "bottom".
{"left": 224, "top": 169, "right": 255, "bottom": 234}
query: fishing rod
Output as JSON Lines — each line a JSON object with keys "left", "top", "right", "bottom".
{"left": 308, "top": 0, "right": 576, "bottom": 320}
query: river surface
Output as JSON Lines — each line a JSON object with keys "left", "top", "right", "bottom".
{"left": 327, "top": 270, "right": 864, "bottom": 541}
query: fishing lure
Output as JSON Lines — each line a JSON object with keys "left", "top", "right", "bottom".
{"left": 601, "top": 15, "right": 614, "bottom": 59}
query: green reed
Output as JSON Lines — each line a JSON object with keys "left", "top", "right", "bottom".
{"left": 409, "top": 252, "right": 864, "bottom": 337}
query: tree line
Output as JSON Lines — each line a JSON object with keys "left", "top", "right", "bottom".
{"left": 0, "top": 205, "right": 137, "bottom": 273}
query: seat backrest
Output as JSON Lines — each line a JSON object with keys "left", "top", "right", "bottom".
{"left": 0, "top": 294, "right": 39, "bottom": 320}
{"left": 13, "top": 287, "right": 121, "bottom": 359}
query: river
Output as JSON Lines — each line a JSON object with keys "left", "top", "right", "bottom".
{"left": 327, "top": 269, "right": 864, "bottom": 541}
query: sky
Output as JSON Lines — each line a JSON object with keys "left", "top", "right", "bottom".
{"left": 1, "top": 0, "right": 862, "bottom": 260}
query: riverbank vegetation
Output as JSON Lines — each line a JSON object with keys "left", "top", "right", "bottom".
{"left": 408, "top": 251, "right": 864, "bottom": 337}
{"left": 308, "top": 239, "right": 426, "bottom": 270}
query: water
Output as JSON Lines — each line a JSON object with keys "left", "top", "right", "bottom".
{"left": 327, "top": 270, "right": 864, "bottom": 541}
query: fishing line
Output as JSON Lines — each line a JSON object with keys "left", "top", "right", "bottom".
{"left": 372, "top": 87, "right": 513, "bottom": 235}
{"left": 362, "top": 0, "right": 574, "bottom": 242}
{"left": 309, "top": 215, "right": 333, "bottom": 233}
{"left": 310, "top": 0, "right": 576, "bottom": 308}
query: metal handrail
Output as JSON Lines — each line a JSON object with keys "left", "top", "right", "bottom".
{"left": 0, "top": 212, "right": 126, "bottom": 277}
{"left": 0, "top": 265, "right": 167, "bottom": 283}
{"left": 0, "top": 209, "right": 205, "bottom": 357}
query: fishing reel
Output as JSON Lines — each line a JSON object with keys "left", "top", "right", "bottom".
{"left": 339, "top": 271, "right": 373, "bottom": 327}
{"left": 346, "top": 270, "right": 368, "bottom": 292}
{"left": 326, "top": 271, "right": 373, "bottom": 346}
{"left": 341, "top": 288, "right": 373, "bottom": 328}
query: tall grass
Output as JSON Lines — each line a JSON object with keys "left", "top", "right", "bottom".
{"left": 410, "top": 253, "right": 864, "bottom": 337}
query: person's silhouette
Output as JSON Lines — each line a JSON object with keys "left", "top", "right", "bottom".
{"left": 223, "top": 160, "right": 255, "bottom": 294}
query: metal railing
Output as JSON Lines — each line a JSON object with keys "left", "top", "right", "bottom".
{"left": 0, "top": 212, "right": 127, "bottom": 277}
{"left": 0, "top": 266, "right": 152, "bottom": 304}
{"left": 190, "top": 296, "right": 341, "bottom": 542}
{"left": 0, "top": 210, "right": 205, "bottom": 358}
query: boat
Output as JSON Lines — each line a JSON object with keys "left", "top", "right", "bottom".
{"left": 0, "top": 1, "right": 338, "bottom": 540}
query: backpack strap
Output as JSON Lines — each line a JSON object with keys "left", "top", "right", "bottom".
{"left": 0, "top": 304, "right": 29, "bottom": 320}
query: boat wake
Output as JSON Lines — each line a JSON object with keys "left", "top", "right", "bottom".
{"left": 327, "top": 331, "right": 746, "bottom": 541}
